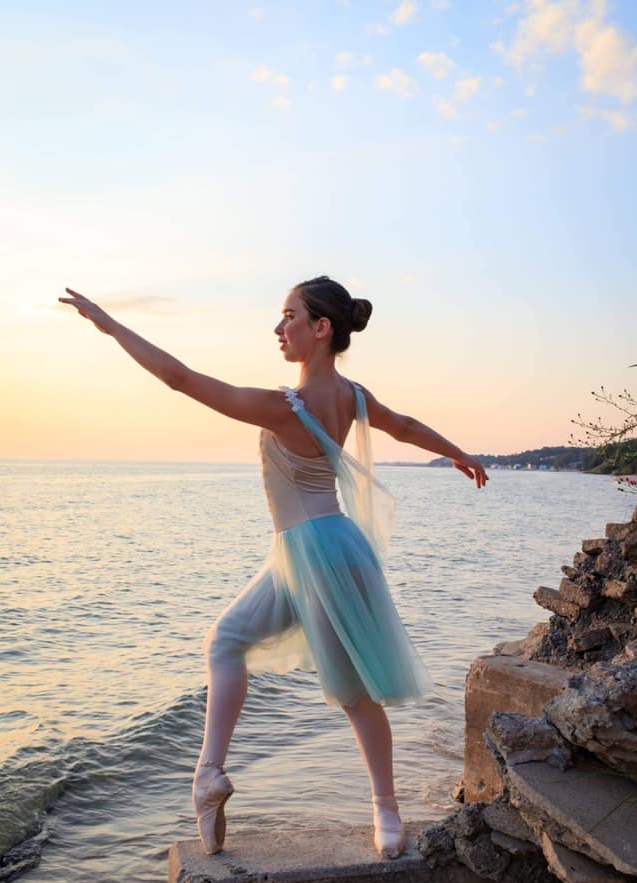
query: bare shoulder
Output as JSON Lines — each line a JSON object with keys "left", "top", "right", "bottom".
{"left": 353, "top": 383, "right": 409, "bottom": 436}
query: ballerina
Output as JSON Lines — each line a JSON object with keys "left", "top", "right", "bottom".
{"left": 60, "top": 276, "right": 487, "bottom": 859}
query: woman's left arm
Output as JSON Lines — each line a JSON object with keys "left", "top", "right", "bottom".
{"left": 361, "top": 385, "right": 488, "bottom": 489}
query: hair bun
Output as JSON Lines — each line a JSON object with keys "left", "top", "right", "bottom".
{"left": 350, "top": 298, "right": 373, "bottom": 333}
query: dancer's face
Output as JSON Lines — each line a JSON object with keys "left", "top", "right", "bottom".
{"left": 274, "top": 291, "right": 318, "bottom": 362}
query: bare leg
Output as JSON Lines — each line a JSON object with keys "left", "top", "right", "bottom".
{"left": 342, "top": 694, "right": 394, "bottom": 796}
{"left": 342, "top": 694, "right": 405, "bottom": 859}
{"left": 197, "top": 661, "right": 248, "bottom": 768}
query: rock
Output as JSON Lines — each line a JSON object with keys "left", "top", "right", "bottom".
{"left": 568, "top": 627, "right": 612, "bottom": 653}
{"left": 507, "top": 757, "right": 637, "bottom": 876}
{"left": 541, "top": 834, "right": 633, "bottom": 883}
{"left": 573, "top": 552, "right": 595, "bottom": 569}
{"left": 624, "top": 639, "right": 637, "bottom": 660}
{"left": 416, "top": 823, "right": 455, "bottom": 868}
{"left": 490, "top": 831, "right": 536, "bottom": 856}
{"left": 483, "top": 800, "right": 537, "bottom": 844}
{"left": 486, "top": 712, "right": 572, "bottom": 770}
{"left": 603, "top": 579, "right": 637, "bottom": 605}
{"left": 534, "top": 587, "right": 581, "bottom": 620}
{"left": 605, "top": 523, "right": 631, "bottom": 542}
{"left": 545, "top": 660, "right": 637, "bottom": 782}
{"left": 582, "top": 539, "right": 606, "bottom": 555}
{"left": 454, "top": 833, "right": 510, "bottom": 881}
{"left": 620, "top": 525, "right": 637, "bottom": 562}
{"left": 495, "top": 624, "right": 550, "bottom": 659}
{"left": 559, "top": 578, "right": 600, "bottom": 611}
{"left": 593, "top": 547, "right": 623, "bottom": 579}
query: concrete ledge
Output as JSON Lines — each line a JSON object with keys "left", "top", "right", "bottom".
{"left": 168, "top": 823, "right": 485, "bottom": 883}
{"left": 464, "top": 655, "right": 572, "bottom": 803}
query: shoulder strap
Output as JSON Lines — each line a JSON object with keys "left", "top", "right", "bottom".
{"left": 280, "top": 384, "right": 395, "bottom": 557}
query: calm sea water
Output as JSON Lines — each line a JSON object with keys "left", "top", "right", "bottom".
{"left": 0, "top": 459, "right": 632, "bottom": 882}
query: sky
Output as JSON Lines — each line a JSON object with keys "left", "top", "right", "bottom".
{"left": 2, "top": 0, "right": 636, "bottom": 463}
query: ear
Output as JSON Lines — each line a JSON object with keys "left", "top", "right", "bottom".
{"left": 314, "top": 317, "right": 332, "bottom": 340}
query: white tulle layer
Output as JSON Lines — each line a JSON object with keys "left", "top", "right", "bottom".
{"left": 208, "top": 513, "right": 432, "bottom": 707}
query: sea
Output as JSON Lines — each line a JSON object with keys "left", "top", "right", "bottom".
{"left": 1, "top": 459, "right": 633, "bottom": 882}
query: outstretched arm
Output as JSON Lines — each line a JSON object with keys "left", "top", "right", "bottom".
{"left": 58, "top": 289, "right": 286, "bottom": 428}
{"left": 361, "top": 386, "right": 488, "bottom": 489}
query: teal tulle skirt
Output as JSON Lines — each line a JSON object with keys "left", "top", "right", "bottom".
{"left": 207, "top": 513, "right": 432, "bottom": 707}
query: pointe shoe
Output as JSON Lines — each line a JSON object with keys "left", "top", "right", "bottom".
{"left": 192, "top": 763, "right": 234, "bottom": 854}
{"left": 373, "top": 796, "right": 406, "bottom": 860}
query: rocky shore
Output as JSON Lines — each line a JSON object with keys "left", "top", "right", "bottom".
{"left": 418, "top": 505, "right": 637, "bottom": 883}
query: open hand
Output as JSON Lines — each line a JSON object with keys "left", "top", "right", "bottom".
{"left": 452, "top": 456, "right": 489, "bottom": 489}
{"left": 58, "top": 288, "right": 117, "bottom": 334}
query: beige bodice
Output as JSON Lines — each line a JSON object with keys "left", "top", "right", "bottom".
{"left": 259, "top": 430, "right": 341, "bottom": 533}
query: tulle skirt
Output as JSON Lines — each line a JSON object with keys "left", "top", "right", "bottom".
{"left": 206, "top": 513, "right": 432, "bottom": 707}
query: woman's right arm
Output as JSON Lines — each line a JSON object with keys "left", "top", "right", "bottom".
{"left": 59, "top": 289, "right": 286, "bottom": 428}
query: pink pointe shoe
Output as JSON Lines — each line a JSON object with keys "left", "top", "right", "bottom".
{"left": 373, "top": 796, "right": 406, "bottom": 860}
{"left": 192, "top": 763, "right": 234, "bottom": 854}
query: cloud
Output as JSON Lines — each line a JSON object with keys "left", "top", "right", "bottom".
{"left": 497, "top": 0, "right": 637, "bottom": 105}
{"left": 417, "top": 51, "right": 455, "bottom": 79}
{"left": 99, "top": 295, "right": 177, "bottom": 315}
{"left": 251, "top": 65, "right": 289, "bottom": 87}
{"left": 577, "top": 105, "right": 632, "bottom": 130}
{"left": 431, "top": 0, "right": 450, "bottom": 8}
{"left": 391, "top": 2, "right": 418, "bottom": 25}
{"left": 335, "top": 51, "right": 372, "bottom": 69}
{"left": 331, "top": 75, "right": 349, "bottom": 93}
{"left": 511, "top": 106, "right": 527, "bottom": 117}
{"left": 525, "top": 82, "right": 537, "bottom": 96}
{"left": 434, "top": 96, "right": 458, "bottom": 118}
{"left": 455, "top": 76, "right": 481, "bottom": 102}
{"left": 500, "top": 0, "right": 579, "bottom": 69}
{"left": 376, "top": 68, "right": 417, "bottom": 98}
{"left": 271, "top": 95, "right": 290, "bottom": 109}
{"left": 247, "top": 7, "right": 265, "bottom": 21}
{"left": 576, "top": 12, "right": 637, "bottom": 103}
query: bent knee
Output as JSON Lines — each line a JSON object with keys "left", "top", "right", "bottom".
{"left": 204, "top": 619, "right": 247, "bottom": 669}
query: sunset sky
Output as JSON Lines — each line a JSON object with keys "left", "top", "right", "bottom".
{"left": 2, "top": 0, "right": 636, "bottom": 462}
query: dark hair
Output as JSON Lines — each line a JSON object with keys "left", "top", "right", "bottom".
{"left": 294, "top": 276, "right": 373, "bottom": 354}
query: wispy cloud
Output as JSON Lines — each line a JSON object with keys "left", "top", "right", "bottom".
{"left": 376, "top": 68, "right": 418, "bottom": 98}
{"left": 434, "top": 96, "right": 458, "bottom": 118}
{"left": 331, "top": 75, "right": 349, "bottom": 93}
{"left": 335, "top": 51, "right": 372, "bottom": 69}
{"left": 431, "top": 0, "right": 450, "bottom": 9}
{"left": 391, "top": 2, "right": 418, "bottom": 25}
{"left": 455, "top": 76, "right": 481, "bottom": 102}
{"left": 578, "top": 104, "right": 632, "bottom": 131}
{"left": 496, "top": 0, "right": 637, "bottom": 106}
{"left": 247, "top": 7, "right": 265, "bottom": 22}
{"left": 417, "top": 51, "right": 455, "bottom": 79}
{"left": 251, "top": 65, "right": 289, "bottom": 87}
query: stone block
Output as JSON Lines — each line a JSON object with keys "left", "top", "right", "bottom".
{"left": 486, "top": 712, "right": 571, "bottom": 770}
{"left": 534, "top": 587, "right": 581, "bottom": 619}
{"left": 463, "top": 656, "right": 571, "bottom": 803}
{"left": 620, "top": 529, "right": 637, "bottom": 562}
{"left": 605, "top": 523, "right": 631, "bottom": 542}
{"left": 593, "top": 550, "right": 622, "bottom": 579}
{"left": 483, "top": 800, "right": 536, "bottom": 844}
{"left": 573, "top": 552, "right": 594, "bottom": 568}
{"left": 559, "top": 578, "right": 599, "bottom": 610}
{"left": 568, "top": 627, "right": 612, "bottom": 653}
{"left": 490, "top": 831, "right": 537, "bottom": 857}
{"left": 582, "top": 539, "right": 606, "bottom": 555}
{"left": 541, "top": 833, "right": 632, "bottom": 883}
{"left": 507, "top": 758, "right": 637, "bottom": 877}
{"left": 169, "top": 823, "right": 485, "bottom": 883}
{"left": 603, "top": 579, "right": 637, "bottom": 605}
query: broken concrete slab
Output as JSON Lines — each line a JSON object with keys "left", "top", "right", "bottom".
{"left": 541, "top": 833, "right": 633, "bottom": 883}
{"left": 168, "top": 823, "right": 485, "bottom": 883}
{"left": 506, "top": 757, "right": 637, "bottom": 877}
{"left": 464, "top": 655, "right": 571, "bottom": 803}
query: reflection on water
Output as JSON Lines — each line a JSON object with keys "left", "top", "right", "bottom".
{"left": 0, "top": 460, "right": 631, "bottom": 882}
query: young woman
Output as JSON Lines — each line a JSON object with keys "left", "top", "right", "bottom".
{"left": 60, "top": 277, "right": 487, "bottom": 860}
